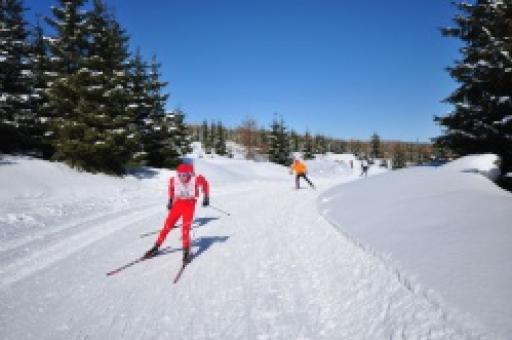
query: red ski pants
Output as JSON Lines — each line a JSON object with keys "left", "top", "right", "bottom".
{"left": 156, "top": 199, "right": 196, "bottom": 250}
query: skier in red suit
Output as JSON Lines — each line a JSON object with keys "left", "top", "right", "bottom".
{"left": 144, "top": 163, "right": 210, "bottom": 263}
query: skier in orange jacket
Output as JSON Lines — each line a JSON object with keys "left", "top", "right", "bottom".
{"left": 144, "top": 163, "right": 209, "bottom": 263}
{"left": 291, "top": 159, "right": 315, "bottom": 189}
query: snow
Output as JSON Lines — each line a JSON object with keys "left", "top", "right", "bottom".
{"left": 500, "top": 50, "right": 511, "bottom": 62}
{"left": 442, "top": 153, "right": 501, "bottom": 181}
{"left": 0, "top": 153, "right": 508, "bottom": 339}
{"left": 319, "top": 154, "right": 512, "bottom": 339}
{"left": 42, "top": 37, "right": 59, "bottom": 44}
{"left": 495, "top": 115, "right": 512, "bottom": 126}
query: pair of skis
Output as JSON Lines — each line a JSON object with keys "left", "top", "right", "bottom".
{"left": 106, "top": 251, "right": 192, "bottom": 284}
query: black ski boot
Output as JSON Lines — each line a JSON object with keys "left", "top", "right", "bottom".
{"left": 144, "top": 244, "right": 159, "bottom": 258}
{"left": 182, "top": 248, "right": 191, "bottom": 264}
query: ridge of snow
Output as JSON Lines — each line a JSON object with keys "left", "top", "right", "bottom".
{"left": 319, "top": 154, "right": 512, "bottom": 339}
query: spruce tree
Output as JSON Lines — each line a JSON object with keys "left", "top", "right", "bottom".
{"left": 208, "top": 121, "right": 217, "bottom": 154}
{"left": 370, "top": 132, "right": 381, "bottom": 158}
{"left": 268, "top": 116, "right": 292, "bottom": 165}
{"left": 202, "top": 119, "right": 211, "bottom": 153}
{"left": 290, "top": 130, "right": 300, "bottom": 152}
{"left": 147, "top": 54, "right": 168, "bottom": 116}
{"left": 214, "top": 121, "right": 227, "bottom": 155}
{"left": 154, "top": 112, "right": 181, "bottom": 168}
{"left": 435, "top": 0, "right": 512, "bottom": 175}
{"left": 0, "top": 0, "right": 33, "bottom": 152}
{"left": 169, "top": 108, "right": 191, "bottom": 163}
{"left": 45, "top": 0, "right": 91, "bottom": 169}
{"left": 45, "top": 0, "right": 139, "bottom": 174}
{"left": 126, "top": 47, "right": 152, "bottom": 164}
{"left": 143, "top": 54, "right": 172, "bottom": 167}
{"left": 302, "top": 130, "right": 314, "bottom": 160}
{"left": 28, "top": 16, "right": 53, "bottom": 156}
{"left": 314, "top": 134, "right": 327, "bottom": 154}
{"left": 77, "top": 0, "right": 139, "bottom": 173}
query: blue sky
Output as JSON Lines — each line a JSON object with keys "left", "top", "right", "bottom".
{"left": 26, "top": 0, "right": 460, "bottom": 142}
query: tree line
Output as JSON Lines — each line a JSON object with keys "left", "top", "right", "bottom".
{"left": 1, "top": 0, "right": 190, "bottom": 174}
{"left": 189, "top": 116, "right": 434, "bottom": 168}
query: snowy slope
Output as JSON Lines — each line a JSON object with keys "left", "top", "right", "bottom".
{"left": 319, "top": 154, "right": 512, "bottom": 339}
{"left": 0, "top": 154, "right": 500, "bottom": 339}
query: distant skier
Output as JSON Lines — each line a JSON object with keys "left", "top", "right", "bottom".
{"left": 291, "top": 159, "right": 315, "bottom": 189}
{"left": 360, "top": 158, "right": 369, "bottom": 177}
{"left": 144, "top": 163, "right": 210, "bottom": 263}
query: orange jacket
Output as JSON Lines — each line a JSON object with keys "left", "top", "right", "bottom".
{"left": 291, "top": 161, "right": 307, "bottom": 175}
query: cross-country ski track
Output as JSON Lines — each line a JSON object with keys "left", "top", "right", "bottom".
{"left": 0, "top": 170, "right": 496, "bottom": 340}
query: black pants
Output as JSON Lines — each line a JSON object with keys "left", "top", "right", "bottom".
{"left": 296, "top": 173, "right": 314, "bottom": 189}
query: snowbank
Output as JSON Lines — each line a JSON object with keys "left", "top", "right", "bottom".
{"left": 442, "top": 153, "right": 501, "bottom": 181}
{"left": 318, "top": 154, "right": 512, "bottom": 338}
{"left": 0, "top": 156, "right": 168, "bottom": 249}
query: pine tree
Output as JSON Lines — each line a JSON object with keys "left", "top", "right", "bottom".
{"left": 268, "top": 115, "right": 291, "bottom": 165}
{"left": 435, "top": 1, "right": 512, "bottom": 175}
{"left": 44, "top": 0, "right": 139, "bottom": 174}
{"left": 314, "top": 134, "right": 327, "bottom": 154}
{"left": 44, "top": 0, "right": 91, "bottom": 169}
{"left": 0, "top": 0, "right": 33, "bottom": 152}
{"left": 370, "top": 132, "right": 381, "bottom": 158}
{"left": 214, "top": 121, "right": 227, "bottom": 155}
{"left": 290, "top": 130, "right": 300, "bottom": 152}
{"left": 127, "top": 47, "right": 151, "bottom": 164}
{"left": 208, "top": 121, "right": 217, "bottom": 154}
{"left": 153, "top": 111, "right": 180, "bottom": 168}
{"left": 28, "top": 15, "right": 53, "bottom": 156}
{"left": 78, "top": 0, "right": 139, "bottom": 173}
{"left": 147, "top": 54, "right": 168, "bottom": 116}
{"left": 143, "top": 53, "right": 172, "bottom": 167}
{"left": 303, "top": 130, "right": 314, "bottom": 160}
{"left": 169, "top": 108, "right": 191, "bottom": 162}
{"left": 201, "top": 119, "right": 211, "bottom": 153}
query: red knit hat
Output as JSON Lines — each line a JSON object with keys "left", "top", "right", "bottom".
{"left": 176, "top": 163, "right": 193, "bottom": 174}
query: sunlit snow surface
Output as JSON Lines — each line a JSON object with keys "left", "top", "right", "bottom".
{"left": 0, "top": 153, "right": 507, "bottom": 339}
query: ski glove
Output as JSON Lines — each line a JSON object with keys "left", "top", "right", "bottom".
{"left": 167, "top": 199, "right": 173, "bottom": 210}
{"left": 202, "top": 196, "right": 210, "bottom": 207}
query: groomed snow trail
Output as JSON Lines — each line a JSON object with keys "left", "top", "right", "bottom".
{"left": 0, "top": 178, "right": 493, "bottom": 339}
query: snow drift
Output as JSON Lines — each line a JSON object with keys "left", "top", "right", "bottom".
{"left": 442, "top": 153, "right": 501, "bottom": 181}
{"left": 319, "top": 154, "right": 512, "bottom": 339}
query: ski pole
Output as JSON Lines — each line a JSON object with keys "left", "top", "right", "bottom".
{"left": 208, "top": 204, "right": 231, "bottom": 216}
{"left": 139, "top": 230, "right": 160, "bottom": 238}
{"left": 139, "top": 224, "right": 199, "bottom": 238}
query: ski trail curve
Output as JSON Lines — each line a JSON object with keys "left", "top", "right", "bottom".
{"left": 0, "top": 180, "right": 496, "bottom": 340}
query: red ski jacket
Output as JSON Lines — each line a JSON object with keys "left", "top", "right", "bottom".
{"left": 168, "top": 175, "right": 209, "bottom": 201}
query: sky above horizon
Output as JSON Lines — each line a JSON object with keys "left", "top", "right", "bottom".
{"left": 26, "top": 0, "right": 461, "bottom": 142}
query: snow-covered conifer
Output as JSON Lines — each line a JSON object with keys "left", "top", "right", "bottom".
{"left": 435, "top": 0, "right": 512, "bottom": 175}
